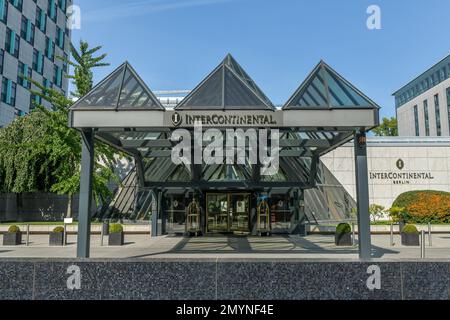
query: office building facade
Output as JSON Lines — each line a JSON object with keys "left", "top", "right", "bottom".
{"left": 394, "top": 55, "right": 450, "bottom": 137}
{"left": 0, "top": 0, "right": 71, "bottom": 127}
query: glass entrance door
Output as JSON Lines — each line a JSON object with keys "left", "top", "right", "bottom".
{"left": 229, "top": 193, "right": 250, "bottom": 232}
{"left": 206, "top": 194, "right": 229, "bottom": 232}
{"left": 206, "top": 193, "right": 250, "bottom": 233}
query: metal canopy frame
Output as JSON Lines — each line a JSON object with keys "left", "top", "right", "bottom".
{"left": 176, "top": 54, "right": 275, "bottom": 110}
{"left": 71, "top": 56, "right": 379, "bottom": 261}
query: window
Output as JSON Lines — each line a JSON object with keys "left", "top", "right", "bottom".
{"left": 1, "top": 78, "right": 17, "bottom": 106}
{"left": 43, "top": 78, "right": 53, "bottom": 90}
{"left": 53, "top": 65, "right": 62, "bottom": 88}
{"left": 18, "top": 62, "right": 31, "bottom": 89}
{"left": 0, "top": 49, "right": 4, "bottom": 74}
{"left": 62, "top": 52, "right": 68, "bottom": 72}
{"left": 59, "top": 0, "right": 66, "bottom": 13}
{"left": 413, "top": 105, "right": 419, "bottom": 136}
{"left": 48, "top": 0, "right": 57, "bottom": 22}
{"left": 30, "top": 93, "right": 42, "bottom": 110}
{"left": 56, "top": 26, "right": 64, "bottom": 49}
{"left": 36, "top": 6, "right": 47, "bottom": 33}
{"left": 9, "top": 0, "right": 22, "bottom": 11}
{"left": 32, "top": 49, "right": 44, "bottom": 75}
{"left": 0, "top": 0, "right": 8, "bottom": 23}
{"left": 424, "top": 100, "right": 430, "bottom": 136}
{"left": 5, "top": 28, "right": 20, "bottom": 58}
{"left": 435, "top": 94, "right": 442, "bottom": 136}
{"left": 45, "top": 37, "right": 55, "bottom": 61}
{"left": 21, "top": 16, "right": 35, "bottom": 45}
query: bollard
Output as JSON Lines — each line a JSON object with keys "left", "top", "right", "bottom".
{"left": 100, "top": 225, "right": 104, "bottom": 246}
{"left": 428, "top": 222, "right": 432, "bottom": 247}
{"left": 352, "top": 222, "right": 356, "bottom": 245}
{"left": 63, "top": 223, "right": 67, "bottom": 246}
{"left": 390, "top": 223, "right": 394, "bottom": 246}
{"left": 26, "top": 224, "right": 30, "bottom": 246}
{"left": 420, "top": 230, "right": 425, "bottom": 259}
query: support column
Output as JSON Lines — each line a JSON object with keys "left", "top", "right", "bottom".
{"left": 151, "top": 189, "right": 158, "bottom": 237}
{"left": 354, "top": 131, "right": 372, "bottom": 260}
{"left": 77, "top": 130, "right": 95, "bottom": 258}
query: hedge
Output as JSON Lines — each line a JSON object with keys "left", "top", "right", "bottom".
{"left": 392, "top": 190, "right": 450, "bottom": 223}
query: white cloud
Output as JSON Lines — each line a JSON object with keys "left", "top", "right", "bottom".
{"left": 82, "top": 0, "right": 236, "bottom": 23}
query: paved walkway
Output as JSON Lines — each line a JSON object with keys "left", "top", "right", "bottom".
{"left": 1, "top": 234, "right": 450, "bottom": 260}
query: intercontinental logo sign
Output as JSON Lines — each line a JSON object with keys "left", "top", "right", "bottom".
{"left": 369, "top": 159, "right": 434, "bottom": 185}
{"left": 167, "top": 110, "right": 282, "bottom": 128}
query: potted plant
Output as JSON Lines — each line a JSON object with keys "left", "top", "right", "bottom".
{"left": 401, "top": 224, "right": 420, "bottom": 246}
{"left": 335, "top": 223, "right": 352, "bottom": 246}
{"left": 49, "top": 226, "right": 65, "bottom": 246}
{"left": 108, "top": 223, "right": 124, "bottom": 246}
{"left": 3, "top": 225, "right": 22, "bottom": 246}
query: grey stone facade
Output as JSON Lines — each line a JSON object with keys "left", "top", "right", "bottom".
{"left": 0, "top": 0, "right": 71, "bottom": 127}
{"left": 1, "top": 259, "right": 450, "bottom": 300}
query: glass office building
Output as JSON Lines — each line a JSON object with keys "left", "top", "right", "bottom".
{"left": 0, "top": 0, "right": 71, "bottom": 127}
{"left": 68, "top": 54, "right": 380, "bottom": 258}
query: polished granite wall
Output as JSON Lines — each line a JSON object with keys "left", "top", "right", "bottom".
{"left": 0, "top": 259, "right": 449, "bottom": 300}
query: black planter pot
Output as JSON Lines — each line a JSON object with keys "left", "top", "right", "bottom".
{"left": 49, "top": 232, "right": 64, "bottom": 246}
{"left": 335, "top": 232, "right": 352, "bottom": 246}
{"left": 108, "top": 232, "right": 124, "bottom": 246}
{"left": 399, "top": 221, "right": 406, "bottom": 233}
{"left": 401, "top": 233, "right": 420, "bottom": 246}
{"left": 3, "top": 232, "right": 22, "bottom": 246}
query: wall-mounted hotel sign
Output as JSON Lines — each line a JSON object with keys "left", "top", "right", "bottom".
{"left": 165, "top": 110, "right": 283, "bottom": 128}
{"left": 369, "top": 159, "right": 435, "bottom": 185}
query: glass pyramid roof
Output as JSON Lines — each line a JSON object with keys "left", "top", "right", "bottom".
{"left": 71, "top": 62, "right": 165, "bottom": 110}
{"left": 176, "top": 54, "right": 275, "bottom": 110}
{"left": 283, "top": 61, "right": 380, "bottom": 109}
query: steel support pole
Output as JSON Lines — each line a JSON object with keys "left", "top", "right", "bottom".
{"left": 354, "top": 132, "right": 372, "bottom": 260}
{"left": 77, "top": 130, "right": 94, "bottom": 258}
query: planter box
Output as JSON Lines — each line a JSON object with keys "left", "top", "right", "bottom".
{"left": 108, "top": 232, "right": 124, "bottom": 246}
{"left": 335, "top": 233, "right": 352, "bottom": 246}
{"left": 401, "top": 233, "right": 420, "bottom": 246}
{"left": 49, "top": 232, "right": 64, "bottom": 246}
{"left": 3, "top": 232, "right": 22, "bottom": 246}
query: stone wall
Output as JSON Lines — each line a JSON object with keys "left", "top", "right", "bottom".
{"left": 1, "top": 259, "right": 449, "bottom": 300}
{"left": 322, "top": 137, "right": 450, "bottom": 210}
{"left": 0, "top": 193, "right": 80, "bottom": 222}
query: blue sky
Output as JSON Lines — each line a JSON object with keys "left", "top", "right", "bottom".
{"left": 72, "top": 0, "right": 450, "bottom": 118}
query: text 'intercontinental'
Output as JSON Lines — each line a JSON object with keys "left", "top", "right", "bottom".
{"left": 370, "top": 171, "right": 434, "bottom": 185}
{"left": 185, "top": 114, "right": 278, "bottom": 126}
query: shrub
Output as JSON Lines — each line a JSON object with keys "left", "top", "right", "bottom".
{"left": 392, "top": 191, "right": 450, "bottom": 224}
{"left": 8, "top": 225, "right": 20, "bottom": 233}
{"left": 402, "top": 224, "right": 419, "bottom": 234}
{"left": 388, "top": 206, "right": 407, "bottom": 222}
{"left": 53, "top": 226, "right": 64, "bottom": 233}
{"left": 109, "top": 223, "right": 123, "bottom": 234}
{"left": 336, "top": 223, "right": 351, "bottom": 234}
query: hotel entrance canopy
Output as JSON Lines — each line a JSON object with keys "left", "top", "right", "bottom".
{"left": 68, "top": 54, "right": 380, "bottom": 260}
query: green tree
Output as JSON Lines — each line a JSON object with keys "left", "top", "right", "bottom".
{"left": 372, "top": 117, "right": 398, "bottom": 136}
{"left": 369, "top": 204, "right": 385, "bottom": 222}
{"left": 61, "top": 40, "right": 109, "bottom": 98}
{"left": 0, "top": 41, "right": 120, "bottom": 218}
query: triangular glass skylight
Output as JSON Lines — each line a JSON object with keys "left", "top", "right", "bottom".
{"left": 71, "top": 62, "right": 164, "bottom": 110}
{"left": 176, "top": 54, "right": 274, "bottom": 110}
{"left": 283, "top": 61, "right": 380, "bottom": 109}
